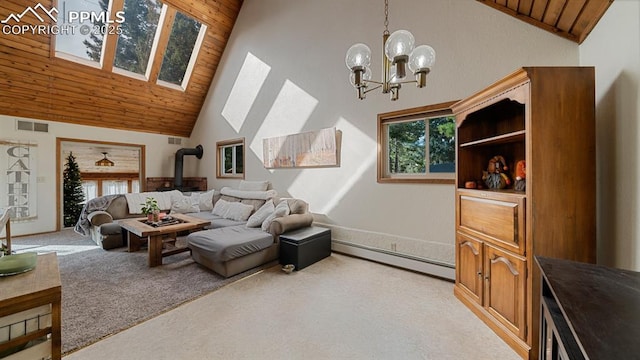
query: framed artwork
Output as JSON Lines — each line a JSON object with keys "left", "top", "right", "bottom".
{"left": 263, "top": 127, "right": 340, "bottom": 169}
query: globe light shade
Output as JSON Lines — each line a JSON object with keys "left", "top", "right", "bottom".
{"left": 408, "top": 45, "right": 436, "bottom": 73}
{"left": 384, "top": 30, "right": 415, "bottom": 63}
{"left": 350, "top": 66, "right": 372, "bottom": 88}
{"left": 345, "top": 43, "right": 372, "bottom": 70}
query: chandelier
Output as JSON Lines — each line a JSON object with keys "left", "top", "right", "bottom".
{"left": 345, "top": 0, "right": 436, "bottom": 101}
{"left": 95, "top": 152, "right": 114, "bottom": 167}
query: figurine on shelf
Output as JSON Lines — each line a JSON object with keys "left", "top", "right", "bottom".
{"left": 514, "top": 160, "right": 526, "bottom": 191}
{"left": 482, "top": 155, "right": 511, "bottom": 189}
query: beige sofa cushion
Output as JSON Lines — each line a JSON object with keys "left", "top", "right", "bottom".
{"left": 87, "top": 211, "right": 113, "bottom": 226}
{"left": 238, "top": 180, "right": 269, "bottom": 191}
{"left": 261, "top": 200, "right": 290, "bottom": 232}
{"left": 246, "top": 200, "right": 274, "bottom": 227}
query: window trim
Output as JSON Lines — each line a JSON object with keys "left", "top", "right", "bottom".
{"left": 377, "top": 100, "right": 458, "bottom": 184}
{"left": 216, "top": 138, "right": 245, "bottom": 179}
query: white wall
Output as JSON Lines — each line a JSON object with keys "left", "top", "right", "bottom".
{"left": 0, "top": 115, "right": 194, "bottom": 236}
{"left": 580, "top": 0, "right": 640, "bottom": 270}
{"left": 192, "top": 0, "right": 578, "bottom": 266}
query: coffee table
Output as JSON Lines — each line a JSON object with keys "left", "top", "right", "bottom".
{"left": 119, "top": 213, "right": 210, "bottom": 267}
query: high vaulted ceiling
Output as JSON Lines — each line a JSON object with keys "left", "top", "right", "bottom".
{"left": 477, "top": 0, "right": 614, "bottom": 44}
{"left": 0, "top": 0, "right": 242, "bottom": 138}
{"left": 1, "top": 1, "right": 613, "bottom": 138}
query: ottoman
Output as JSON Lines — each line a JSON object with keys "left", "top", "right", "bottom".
{"left": 279, "top": 226, "right": 331, "bottom": 271}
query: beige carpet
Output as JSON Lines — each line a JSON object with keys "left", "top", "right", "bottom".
{"left": 63, "top": 253, "right": 520, "bottom": 360}
{"left": 11, "top": 229, "right": 270, "bottom": 354}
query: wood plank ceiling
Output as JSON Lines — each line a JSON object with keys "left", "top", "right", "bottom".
{"left": 477, "top": 0, "right": 614, "bottom": 44}
{"left": 0, "top": 0, "right": 242, "bottom": 137}
{"left": 1, "top": 1, "right": 613, "bottom": 138}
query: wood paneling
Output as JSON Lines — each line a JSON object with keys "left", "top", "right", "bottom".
{"left": 0, "top": 0, "right": 242, "bottom": 137}
{"left": 477, "top": 0, "right": 613, "bottom": 44}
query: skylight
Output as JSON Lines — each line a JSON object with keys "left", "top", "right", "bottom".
{"left": 157, "top": 11, "right": 207, "bottom": 90}
{"left": 113, "top": 0, "right": 163, "bottom": 78}
{"left": 55, "top": 0, "right": 112, "bottom": 67}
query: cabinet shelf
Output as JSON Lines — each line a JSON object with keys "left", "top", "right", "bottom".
{"left": 456, "top": 187, "right": 525, "bottom": 196}
{"left": 459, "top": 130, "right": 525, "bottom": 148}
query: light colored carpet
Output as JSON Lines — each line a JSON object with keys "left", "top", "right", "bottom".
{"left": 12, "top": 229, "right": 271, "bottom": 354}
{"left": 63, "top": 253, "right": 520, "bottom": 360}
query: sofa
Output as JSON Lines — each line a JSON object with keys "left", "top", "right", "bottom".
{"left": 73, "top": 181, "right": 313, "bottom": 277}
{"left": 75, "top": 190, "right": 186, "bottom": 249}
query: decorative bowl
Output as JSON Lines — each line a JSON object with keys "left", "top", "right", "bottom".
{"left": 0, "top": 252, "right": 37, "bottom": 276}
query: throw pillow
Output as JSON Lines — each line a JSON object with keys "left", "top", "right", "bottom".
{"left": 171, "top": 195, "right": 200, "bottom": 214}
{"left": 246, "top": 200, "right": 275, "bottom": 227}
{"left": 196, "top": 190, "right": 215, "bottom": 211}
{"left": 222, "top": 201, "right": 255, "bottom": 221}
{"left": 212, "top": 199, "right": 229, "bottom": 216}
{"left": 238, "top": 180, "right": 269, "bottom": 191}
{"left": 261, "top": 199, "right": 290, "bottom": 232}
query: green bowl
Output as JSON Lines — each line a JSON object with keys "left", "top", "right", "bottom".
{"left": 0, "top": 252, "right": 38, "bottom": 276}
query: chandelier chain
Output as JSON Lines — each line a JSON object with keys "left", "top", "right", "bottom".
{"left": 384, "top": 0, "right": 389, "bottom": 35}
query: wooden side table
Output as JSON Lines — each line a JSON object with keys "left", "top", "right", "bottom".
{"left": 0, "top": 253, "right": 62, "bottom": 359}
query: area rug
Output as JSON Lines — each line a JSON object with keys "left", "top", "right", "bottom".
{"left": 12, "top": 229, "right": 274, "bottom": 355}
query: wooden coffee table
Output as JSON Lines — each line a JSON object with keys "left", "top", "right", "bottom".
{"left": 120, "top": 213, "right": 210, "bottom": 267}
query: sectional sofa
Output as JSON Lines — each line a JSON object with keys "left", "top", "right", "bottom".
{"left": 74, "top": 181, "right": 314, "bottom": 277}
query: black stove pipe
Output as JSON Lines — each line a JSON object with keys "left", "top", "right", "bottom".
{"left": 174, "top": 145, "right": 203, "bottom": 189}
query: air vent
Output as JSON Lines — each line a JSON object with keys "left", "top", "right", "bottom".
{"left": 16, "top": 120, "right": 48, "bottom": 133}
{"left": 168, "top": 137, "right": 182, "bottom": 145}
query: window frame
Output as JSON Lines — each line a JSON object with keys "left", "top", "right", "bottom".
{"left": 54, "top": 0, "right": 114, "bottom": 67}
{"left": 112, "top": 1, "right": 166, "bottom": 81}
{"left": 216, "top": 138, "right": 245, "bottom": 179}
{"left": 377, "top": 100, "right": 458, "bottom": 184}
{"left": 156, "top": 11, "right": 207, "bottom": 91}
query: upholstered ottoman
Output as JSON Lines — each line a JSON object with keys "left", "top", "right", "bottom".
{"left": 279, "top": 226, "right": 331, "bottom": 271}
{"left": 187, "top": 225, "right": 278, "bottom": 278}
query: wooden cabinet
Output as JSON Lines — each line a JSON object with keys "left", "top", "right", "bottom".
{"left": 452, "top": 67, "right": 596, "bottom": 359}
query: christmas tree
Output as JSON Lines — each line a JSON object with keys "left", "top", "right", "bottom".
{"left": 63, "top": 152, "right": 85, "bottom": 227}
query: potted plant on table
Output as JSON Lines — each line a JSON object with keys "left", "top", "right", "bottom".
{"left": 141, "top": 197, "right": 160, "bottom": 222}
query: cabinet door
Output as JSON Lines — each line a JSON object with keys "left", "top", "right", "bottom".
{"left": 484, "top": 243, "right": 527, "bottom": 339}
{"left": 456, "top": 232, "right": 483, "bottom": 304}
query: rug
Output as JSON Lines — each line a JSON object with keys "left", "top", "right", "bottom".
{"left": 12, "top": 229, "right": 273, "bottom": 355}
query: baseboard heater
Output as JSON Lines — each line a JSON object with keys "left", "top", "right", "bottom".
{"left": 331, "top": 240, "right": 455, "bottom": 281}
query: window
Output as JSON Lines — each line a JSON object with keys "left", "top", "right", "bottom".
{"left": 55, "top": 0, "right": 111, "bottom": 66}
{"left": 157, "top": 11, "right": 207, "bottom": 89}
{"left": 377, "top": 101, "right": 457, "bottom": 184}
{"left": 216, "top": 138, "right": 244, "bottom": 179}
{"left": 113, "top": 0, "right": 163, "bottom": 77}
{"left": 81, "top": 181, "right": 98, "bottom": 202}
{"left": 102, "top": 180, "right": 128, "bottom": 195}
